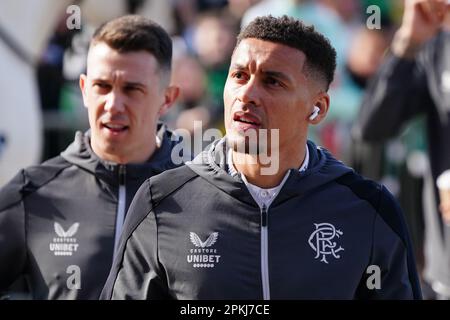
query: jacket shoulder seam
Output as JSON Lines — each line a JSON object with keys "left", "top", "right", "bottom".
{"left": 335, "top": 173, "right": 408, "bottom": 246}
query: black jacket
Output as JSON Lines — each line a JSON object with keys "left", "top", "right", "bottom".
{"left": 101, "top": 139, "right": 422, "bottom": 300}
{"left": 0, "top": 124, "right": 182, "bottom": 299}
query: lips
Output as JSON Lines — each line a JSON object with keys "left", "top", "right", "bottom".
{"left": 232, "top": 112, "right": 262, "bottom": 133}
{"left": 233, "top": 112, "right": 261, "bottom": 125}
{"left": 102, "top": 122, "right": 129, "bottom": 133}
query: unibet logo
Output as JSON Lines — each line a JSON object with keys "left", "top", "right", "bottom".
{"left": 54, "top": 222, "right": 79, "bottom": 238}
{"left": 49, "top": 222, "right": 80, "bottom": 256}
{"left": 187, "top": 232, "right": 221, "bottom": 268}
{"left": 190, "top": 232, "right": 218, "bottom": 248}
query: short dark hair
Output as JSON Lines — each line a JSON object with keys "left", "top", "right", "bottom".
{"left": 237, "top": 15, "right": 336, "bottom": 90}
{"left": 91, "top": 15, "right": 172, "bottom": 72}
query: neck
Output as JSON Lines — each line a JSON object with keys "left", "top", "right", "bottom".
{"left": 233, "top": 142, "right": 307, "bottom": 188}
{"left": 91, "top": 140, "right": 156, "bottom": 165}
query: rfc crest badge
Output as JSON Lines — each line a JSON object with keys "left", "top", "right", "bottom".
{"left": 308, "top": 223, "right": 344, "bottom": 264}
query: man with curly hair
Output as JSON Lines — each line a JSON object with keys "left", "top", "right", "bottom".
{"left": 102, "top": 15, "right": 422, "bottom": 300}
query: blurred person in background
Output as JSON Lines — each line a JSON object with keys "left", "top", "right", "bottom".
{"left": 37, "top": 12, "right": 83, "bottom": 161}
{"left": 0, "top": 15, "right": 180, "bottom": 299}
{"left": 346, "top": 27, "right": 393, "bottom": 90}
{"left": 165, "top": 52, "right": 215, "bottom": 156}
{"left": 346, "top": 27, "right": 393, "bottom": 180}
{"left": 354, "top": 0, "right": 450, "bottom": 299}
{"left": 169, "top": 54, "right": 210, "bottom": 131}
{"left": 348, "top": 23, "right": 427, "bottom": 282}
{"left": 192, "top": 12, "right": 239, "bottom": 127}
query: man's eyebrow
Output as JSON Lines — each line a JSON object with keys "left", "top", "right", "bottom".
{"left": 230, "top": 64, "right": 294, "bottom": 83}
{"left": 91, "top": 78, "right": 146, "bottom": 88}
{"left": 92, "top": 76, "right": 145, "bottom": 87}
{"left": 230, "top": 63, "right": 247, "bottom": 70}
{"left": 123, "top": 81, "right": 146, "bottom": 88}
{"left": 91, "top": 77, "right": 110, "bottom": 83}
{"left": 263, "top": 70, "right": 292, "bottom": 83}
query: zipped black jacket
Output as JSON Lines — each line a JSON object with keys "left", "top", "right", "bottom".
{"left": 101, "top": 139, "right": 422, "bottom": 300}
{"left": 0, "top": 124, "right": 181, "bottom": 299}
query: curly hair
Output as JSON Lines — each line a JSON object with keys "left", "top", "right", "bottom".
{"left": 237, "top": 15, "right": 337, "bottom": 90}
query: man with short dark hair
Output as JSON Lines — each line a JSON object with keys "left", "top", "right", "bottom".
{"left": 0, "top": 15, "right": 180, "bottom": 299}
{"left": 102, "top": 15, "right": 422, "bottom": 300}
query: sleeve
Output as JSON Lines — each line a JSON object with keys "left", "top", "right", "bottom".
{"left": 353, "top": 52, "right": 432, "bottom": 142}
{"left": 0, "top": 171, "right": 28, "bottom": 295}
{"left": 100, "top": 179, "right": 169, "bottom": 300}
{"left": 356, "top": 186, "right": 422, "bottom": 300}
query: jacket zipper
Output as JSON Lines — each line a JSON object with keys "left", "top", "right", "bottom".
{"left": 260, "top": 204, "right": 270, "bottom": 300}
{"left": 113, "top": 165, "right": 126, "bottom": 258}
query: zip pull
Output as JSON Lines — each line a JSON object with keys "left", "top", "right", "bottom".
{"left": 261, "top": 204, "right": 268, "bottom": 227}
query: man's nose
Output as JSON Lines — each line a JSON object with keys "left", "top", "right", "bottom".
{"left": 104, "top": 89, "right": 125, "bottom": 113}
{"left": 236, "top": 79, "right": 260, "bottom": 106}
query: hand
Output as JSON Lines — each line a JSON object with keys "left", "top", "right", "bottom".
{"left": 392, "top": 0, "right": 448, "bottom": 58}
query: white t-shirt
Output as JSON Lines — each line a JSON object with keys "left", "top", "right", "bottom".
{"left": 227, "top": 145, "right": 309, "bottom": 209}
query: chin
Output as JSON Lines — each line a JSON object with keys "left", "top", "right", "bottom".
{"left": 101, "top": 142, "right": 120, "bottom": 155}
{"left": 226, "top": 133, "right": 266, "bottom": 155}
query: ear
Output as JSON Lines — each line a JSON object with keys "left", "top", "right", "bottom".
{"left": 79, "top": 74, "right": 88, "bottom": 109}
{"left": 308, "top": 92, "right": 330, "bottom": 125}
{"left": 158, "top": 85, "right": 180, "bottom": 116}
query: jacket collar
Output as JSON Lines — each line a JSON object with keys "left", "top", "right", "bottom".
{"left": 187, "top": 138, "right": 353, "bottom": 207}
{"left": 61, "top": 123, "right": 182, "bottom": 186}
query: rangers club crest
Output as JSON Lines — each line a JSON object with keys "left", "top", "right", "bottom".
{"left": 308, "top": 223, "right": 344, "bottom": 264}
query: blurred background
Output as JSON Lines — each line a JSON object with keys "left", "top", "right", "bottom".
{"left": 0, "top": 0, "right": 428, "bottom": 291}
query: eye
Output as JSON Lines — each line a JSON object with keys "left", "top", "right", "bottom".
{"left": 124, "top": 85, "right": 144, "bottom": 95}
{"left": 124, "top": 85, "right": 137, "bottom": 92}
{"left": 231, "top": 71, "right": 248, "bottom": 81}
{"left": 264, "top": 77, "right": 282, "bottom": 87}
{"left": 93, "top": 82, "right": 111, "bottom": 91}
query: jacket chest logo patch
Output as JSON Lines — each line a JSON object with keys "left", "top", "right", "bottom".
{"left": 187, "top": 232, "right": 221, "bottom": 268}
{"left": 308, "top": 223, "right": 344, "bottom": 264}
{"left": 49, "top": 222, "right": 80, "bottom": 256}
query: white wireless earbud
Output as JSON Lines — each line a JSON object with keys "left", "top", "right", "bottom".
{"left": 309, "top": 106, "right": 320, "bottom": 121}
